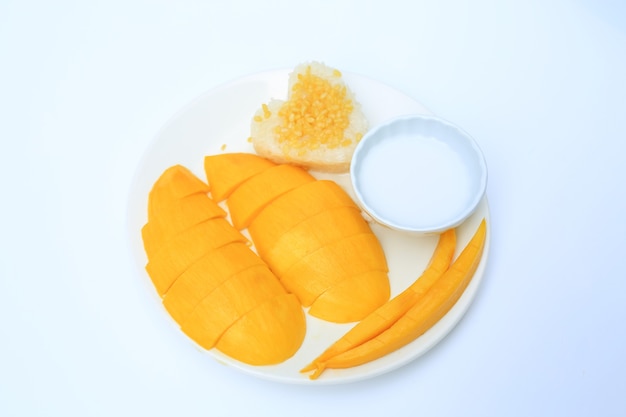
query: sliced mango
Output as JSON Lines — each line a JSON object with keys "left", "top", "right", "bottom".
{"left": 204, "top": 153, "right": 276, "bottom": 201}
{"left": 143, "top": 162, "right": 307, "bottom": 367}
{"left": 280, "top": 233, "right": 388, "bottom": 307}
{"left": 180, "top": 266, "right": 285, "bottom": 350}
{"left": 159, "top": 154, "right": 391, "bottom": 325}
{"left": 227, "top": 164, "right": 316, "bottom": 229}
{"left": 249, "top": 180, "right": 358, "bottom": 244}
{"left": 148, "top": 165, "right": 210, "bottom": 212}
{"left": 215, "top": 293, "right": 306, "bottom": 366}
{"left": 163, "top": 242, "right": 266, "bottom": 323}
{"left": 148, "top": 191, "right": 225, "bottom": 224}
{"left": 308, "top": 270, "right": 390, "bottom": 323}
{"left": 145, "top": 218, "right": 247, "bottom": 295}
{"left": 142, "top": 193, "right": 226, "bottom": 255}
{"left": 207, "top": 157, "right": 391, "bottom": 323}
{"left": 255, "top": 206, "right": 373, "bottom": 276}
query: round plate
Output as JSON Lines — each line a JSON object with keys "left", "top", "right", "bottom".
{"left": 127, "top": 69, "right": 490, "bottom": 385}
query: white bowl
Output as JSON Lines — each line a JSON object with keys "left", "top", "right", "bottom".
{"left": 350, "top": 114, "right": 487, "bottom": 235}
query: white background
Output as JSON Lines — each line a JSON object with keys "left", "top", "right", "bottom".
{"left": 1, "top": 0, "right": 625, "bottom": 416}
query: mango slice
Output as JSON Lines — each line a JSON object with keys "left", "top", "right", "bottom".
{"left": 215, "top": 293, "right": 306, "bottom": 366}
{"left": 145, "top": 218, "right": 247, "bottom": 295}
{"left": 227, "top": 164, "right": 316, "bottom": 229}
{"left": 307, "top": 270, "right": 391, "bottom": 323}
{"left": 163, "top": 242, "right": 266, "bottom": 323}
{"left": 180, "top": 265, "right": 285, "bottom": 350}
{"left": 204, "top": 153, "right": 276, "bottom": 202}
{"left": 148, "top": 191, "right": 225, "bottom": 223}
{"left": 248, "top": 180, "right": 359, "bottom": 247}
{"left": 254, "top": 206, "right": 373, "bottom": 277}
{"left": 280, "top": 233, "right": 388, "bottom": 307}
{"left": 142, "top": 193, "right": 226, "bottom": 256}
{"left": 148, "top": 165, "right": 210, "bottom": 212}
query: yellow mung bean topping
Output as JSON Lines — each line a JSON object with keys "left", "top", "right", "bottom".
{"left": 274, "top": 65, "right": 354, "bottom": 153}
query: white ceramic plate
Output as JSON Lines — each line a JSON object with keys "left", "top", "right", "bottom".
{"left": 127, "top": 69, "right": 490, "bottom": 385}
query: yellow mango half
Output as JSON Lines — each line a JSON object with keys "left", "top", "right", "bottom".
{"left": 144, "top": 163, "right": 306, "bottom": 367}
{"left": 280, "top": 233, "right": 388, "bottom": 307}
{"left": 227, "top": 164, "right": 316, "bottom": 229}
{"left": 308, "top": 270, "right": 390, "bottom": 323}
{"left": 215, "top": 293, "right": 306, "bottom": 366}
{"left": 163, "top": 242, "right": 266, "bottom": 324}
{"left": 204, "top": 153, "right": 276, "bottom": 202}
{"left": 255, "top": 206, "right": 373, "bottom": 277}
{"left": 145, "top": 218, "right": 247, "bottom": 295}
{"left": 142, "top": 193, "right": 226, "bottom": 256}
{"left": 180, "top": 265, "right": 285, "bottom": 350}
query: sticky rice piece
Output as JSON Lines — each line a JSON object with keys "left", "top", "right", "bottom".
{"left": 251, "top": 62, "right": 368, "bottom": 173}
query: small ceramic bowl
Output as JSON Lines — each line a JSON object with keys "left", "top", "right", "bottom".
{"left": 350, "top": 114, "right": 487, "bottom": 235}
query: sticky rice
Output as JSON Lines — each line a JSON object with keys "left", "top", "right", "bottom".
{"left": 251, "top": 62, "right": 368, "bottom": 173}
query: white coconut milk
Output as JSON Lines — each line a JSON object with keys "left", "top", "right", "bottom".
{"left": 355, "top": 134, "right": 472, "bottom": 229}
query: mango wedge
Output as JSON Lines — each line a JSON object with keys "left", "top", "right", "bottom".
{"left": 304, "top": 220, "right": 485, "bottom": 379}
{"left": 215, "top": 293, "right": 306, "bottom": 366}
{"left": 148, "top": 189, "right": 225, "bottom": 223}
{"left": 163, "top": 242, "right": 266, "bottom": 323}
{"left": 148, "top": 165, "right": 210, "bottom": 212}
{"left": 248, "top": 180, "right": 359, "bottom": 247}
{"left": 204, "top": 152, "right": 276, "bottom": 201}
{"left": 280, "top": 233, "right": 388, "bottom": 308}
{"left": 253, "top": 206, "right": 372, "bottom": 277}
{"left": 142, "top": 193, "right": 226, "bottom": 256}
{"left": 145, "top": 218, "right": 247, "bottom": 295}
{"left": 227, "top": 164, "right": 316, "bottom": 229}
{"left": 301, "top": 228, "right": 456, "bottom": 373}
{"left": 308, "top": 270, "right": 391, "bottom": 323}
{"left": 180, "top": 265, "right": 285, "bottom": 350}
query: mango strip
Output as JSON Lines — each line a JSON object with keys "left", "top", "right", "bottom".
{"left": 304, "top": 220, "right": 485, "bottom": 379}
